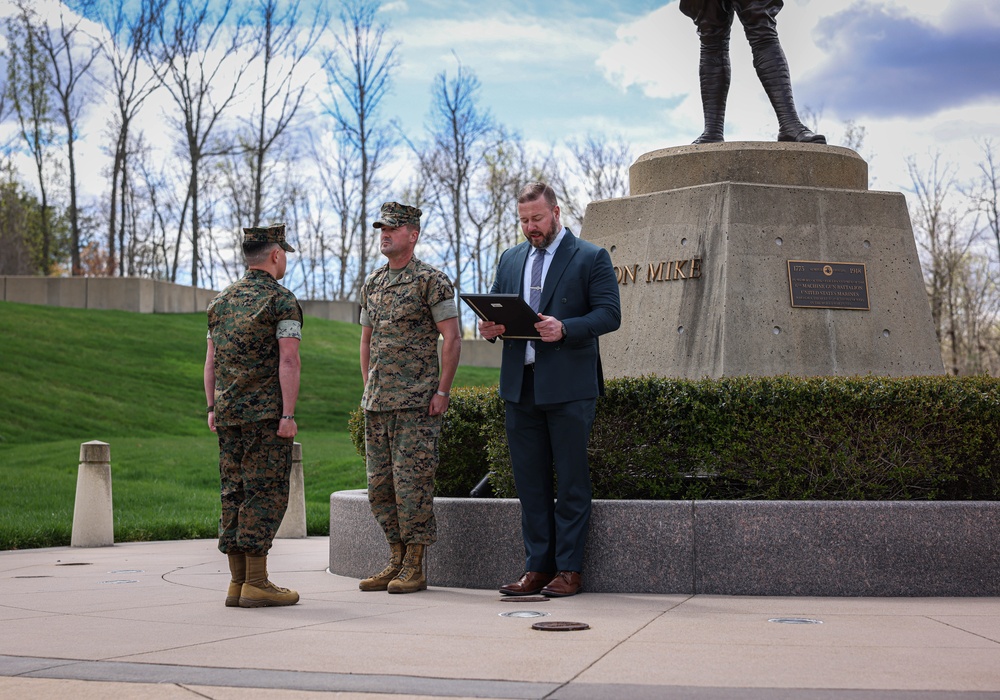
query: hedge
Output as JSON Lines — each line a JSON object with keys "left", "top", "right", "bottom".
{"left": 349, "top": 375, "right": 1000, "bottom": 501}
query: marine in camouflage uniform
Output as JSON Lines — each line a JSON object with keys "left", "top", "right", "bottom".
{"left": 204, "top": 223, "right": 303, "bottom": 608}
{"left": 359, "top": 202, "right": 461, "bottom": 594}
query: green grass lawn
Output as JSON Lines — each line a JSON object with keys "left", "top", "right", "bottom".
{"left": 0, "top": 301, "right": 498, "bottom": 549}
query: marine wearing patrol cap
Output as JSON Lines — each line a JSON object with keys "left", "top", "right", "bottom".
{"left": 243, "top": 223, "right": 295, "bottom": 252}
{"left": 373, "top": 202, "right": 422, "bottom": 230}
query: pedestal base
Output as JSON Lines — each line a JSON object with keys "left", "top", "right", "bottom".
{"left": 583, "top": 144, "right": 943, "bottom": 379}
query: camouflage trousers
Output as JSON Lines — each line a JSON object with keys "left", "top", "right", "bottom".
{"left": 216, "top": 419, "right": 292, "bottom": 556}
{"left": 364, "top": 408, "right": 441, "bottom": 545}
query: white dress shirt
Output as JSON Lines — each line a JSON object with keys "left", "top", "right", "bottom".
{"left": 522, "top": 227, "right": 568, "bottom": 365}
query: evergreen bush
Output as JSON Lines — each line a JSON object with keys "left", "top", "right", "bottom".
{"left": 350, "top": 376, "right": 1000, "bottom": 500}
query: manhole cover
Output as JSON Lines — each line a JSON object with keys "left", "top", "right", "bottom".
{"left": 532, "top": 621, "right": 590, "bottom": 631}
{"left": 768, "top": 618, "right": 823, "bottom": 625}
{"left": 100, "top": 580, "right": 138, "bottom": 585}
{"left": 499, "top": 596, "right": 548, "bottom": 603}
{"left": 500, "top": 610, "right": 549, "bottom": 618}
{"left": 109, "top": 569, "right": 144, "bottom": 574}
{"left": 55, "top": 562, "right": 92, "bottom": 566}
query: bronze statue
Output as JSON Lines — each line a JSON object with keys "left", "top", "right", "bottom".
{"left": 680, "top": 0, "right": 826, "bottom": 144}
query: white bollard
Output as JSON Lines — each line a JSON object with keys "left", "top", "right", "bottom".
{"left": 71, "top": 441, "right": 115, "bottom": 547}
{"left": 276, "top": 442, "right": 306, "bottom": 538}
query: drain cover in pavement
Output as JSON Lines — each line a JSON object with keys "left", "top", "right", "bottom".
{"left": 500, "top": 610, "right": 549, "bottom": 618}
{"left": 532, "top": 621, "right": 590, "bottom": 631}
{"left": 499, "top": 596, "right": 548, "bottom": 603}
{"left": 768, "top": 617, "right": 823, "bottom": 624}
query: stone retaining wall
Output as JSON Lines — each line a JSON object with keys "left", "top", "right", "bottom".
{"left": 330, "top": 489, "right": 1000, "bottom": 596}
{"left": 1, "top": 275, "right": 361, "bottom": 321}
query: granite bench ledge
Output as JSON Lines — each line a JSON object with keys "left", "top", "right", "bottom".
{"left": 329, "top": 489, "right": 1000, "bottom": 597}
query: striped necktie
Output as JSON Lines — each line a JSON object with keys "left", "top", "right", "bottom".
{"left": 527, "top": 248, "right": 545, "bottom": 357}
{"left": 529, "top": 248, "right": 545, "bottom": 312}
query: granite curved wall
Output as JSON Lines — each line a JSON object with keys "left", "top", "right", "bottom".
{"left": 330, "top": 489, "right": 1000, "bottom": 596}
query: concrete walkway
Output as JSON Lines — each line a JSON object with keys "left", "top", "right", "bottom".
{"left": 1, "top": 538, "right": 999, "bottom": 699}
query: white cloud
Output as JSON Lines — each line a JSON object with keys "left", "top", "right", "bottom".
{"left": 596, "top": 0, "right": 1000, "bottom": 194}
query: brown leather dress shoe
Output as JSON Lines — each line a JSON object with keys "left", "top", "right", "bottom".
{"left": 499, "top": 571, "right": 554, "bottom": 596}
{"left": 540, "top": 571, "right": 582, "bottom": 597}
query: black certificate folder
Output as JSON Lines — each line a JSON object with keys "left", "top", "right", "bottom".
{"left": 460, "top": 293, "right": 542, "bottom": 339}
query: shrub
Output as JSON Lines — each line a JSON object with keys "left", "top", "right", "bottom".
{"left": 350, "top": 375, "right": 1000, "bottom": 500}
{"left": 349, "top": 385, "right": 498, "bottom": 497}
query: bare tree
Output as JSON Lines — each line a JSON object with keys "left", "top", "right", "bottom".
{"left": 244, "top": 0, "right": 327, "bottom": 227}
{"left": 414, "top": 60, "right": 493, "bottom": 334}
{"left": 841, "top": 119, "right": 867, "bottom": 153}
{"left": 961, "top": 139, "right": 1000, "bottom": 374}
{"left": 4, "top": 2, "right": 59, "bottom": 275}
{"left": 312, "top": 129, "right": 360, "bottom": 299}
{"left": 149, "top": 0, "right": 256, "bottom": 287}
{"left": 467, "top": 127, "right": 528, "bottom": 298}
{"left": 133, "top": 140, "right": 179, "bottom": 280}
{"left": 969, "top": 139, "right": 1000, "bottom": 269}
{"left": 33, "top": 4, "right": 100, "bottom": 277}
{"left": 77, "top": 0, "right": 164, "bottom": 277}
{"left": 321, "top": 0, "right": 398, "bottom": 297}
{"left": 293, "top": 177, "right": 330, "bottom": 300}
{"left": 562, "top": 133, "right": 631, "bottom": 227}
{"left": 908, "top": 153, "right": 984, "bottom": 375}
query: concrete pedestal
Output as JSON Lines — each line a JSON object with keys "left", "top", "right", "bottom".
{"left": 71, "top": 441, "right": 114, "bottom": 547}
{"left": 582, "top": 142, "right": 944, "bottom": 379}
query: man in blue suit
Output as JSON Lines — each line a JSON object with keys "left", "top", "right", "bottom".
{"left": 479, "top": 182, "right": 621, "bottom": 597}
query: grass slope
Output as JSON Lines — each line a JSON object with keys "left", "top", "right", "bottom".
{"left": 0, "top": 301, "right": 499, "bottom": 548}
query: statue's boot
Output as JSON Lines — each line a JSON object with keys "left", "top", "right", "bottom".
{"left": 692, "top": 38, "right": 730, "bottom": 144}
{"left": 751, "top": 38, "right": 827, "bottom": 144}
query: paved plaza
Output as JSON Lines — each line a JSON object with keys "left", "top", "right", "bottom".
{"left": 1, "top": 538, "right": 999, "bottom": 699}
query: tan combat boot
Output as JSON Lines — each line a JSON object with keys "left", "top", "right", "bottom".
{"left": 238, "top": 554, "right": 299, "bottom": 607}
{"left": 359, "top": 541, "right": 405, "bottom": 591}
{"left": 387, "top": 543, "right": 426, "bottom": 594}
{"left": 225, "top": 552, "right": 246, "bottom": 607}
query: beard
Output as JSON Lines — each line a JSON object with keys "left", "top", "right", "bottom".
{"left": 527, "top": 214, "right": 560, "bottom": 249}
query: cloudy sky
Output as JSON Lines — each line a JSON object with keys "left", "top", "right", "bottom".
{"left": 379, "top": 0, "right": 1000, "bottom": 193}
{"left": 3, "top": 0, "right": 999, "bottom": 209}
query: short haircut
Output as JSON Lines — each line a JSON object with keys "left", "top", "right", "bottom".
{"left": 243, "top": 241, "right": 278, "bottom": 266}
{"left": 517, "top": 181, "right": 558, "bottom": 208}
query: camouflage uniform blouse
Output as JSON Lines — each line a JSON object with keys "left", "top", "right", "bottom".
{"left": 208, "top": 269, "right": 303, "bottom": 426}
{"left": 361, "top": 257, "right": 454, "bottom": 412}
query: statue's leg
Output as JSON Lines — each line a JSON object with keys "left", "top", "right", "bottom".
{"left": 739, "top": 0, "right": 827, "bottom": 144}
{"left": 693, "top": 35, "right": 731, "bottom": 144}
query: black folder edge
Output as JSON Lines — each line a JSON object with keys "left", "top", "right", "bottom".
{"left": 460, "top": 293, "right": 541, "bottom": 340}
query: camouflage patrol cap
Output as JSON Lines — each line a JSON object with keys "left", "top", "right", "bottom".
{"left": 243, "top": 223, "right": 295, "bottom": 252}
{"left": 373, "top": 202, "right": 422, "bottom": 229}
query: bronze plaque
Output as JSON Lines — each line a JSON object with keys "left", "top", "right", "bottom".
{"left": 787, "top": 260, "right": 869, "bottom": 310}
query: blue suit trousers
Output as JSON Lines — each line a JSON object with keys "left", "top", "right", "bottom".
{"left": 505, "top": 365, "right": 595, "bottom": 573}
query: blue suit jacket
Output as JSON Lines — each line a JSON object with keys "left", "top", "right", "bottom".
{"left": 490, "top": 231, "right": 621, "bottom": 404}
